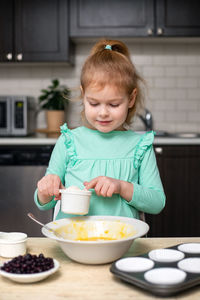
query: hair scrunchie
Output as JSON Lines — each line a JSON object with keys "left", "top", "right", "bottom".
{"left": 105, "top": 45, "right": 112, "bottom": 50}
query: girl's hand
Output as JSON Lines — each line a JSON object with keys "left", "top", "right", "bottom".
{"left": 37, "top": 174, "right": 65, "bottom": 204}
{"left": 84, "top": 176, "right": 134, "bottom": 201}
{"left": 84, "top": 176, "right": 121, "bottom": 198}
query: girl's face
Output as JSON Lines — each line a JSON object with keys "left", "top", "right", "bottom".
{"left": 82, "top": 84, "right": 136, "bottom": 133}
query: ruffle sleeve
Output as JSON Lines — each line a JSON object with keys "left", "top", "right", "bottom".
{"left": 60, "top": 123, "right": 77, "bottom": 167}
{"left": 133, "top": 131, "right": 155, "bottom": 169}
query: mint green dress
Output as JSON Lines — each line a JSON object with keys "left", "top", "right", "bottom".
{"left": 34, "top": 123, "right": 165, "bottom": 220}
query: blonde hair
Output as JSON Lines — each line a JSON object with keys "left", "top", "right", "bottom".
{"left": 80, "top": 39, "right": 145, "bottom": 125}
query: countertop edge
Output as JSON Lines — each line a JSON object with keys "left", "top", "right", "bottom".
{"left": 1, "top": 137, "right": 200, "bottom": 145}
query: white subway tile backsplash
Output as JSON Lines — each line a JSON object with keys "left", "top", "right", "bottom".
{"left": 188, "top": 89, "right": 200, "bottom": 99}
{"left": 177, "top": 78, "right": 198, "bottom": 88}
{"left": 133, "top": 55, "right": 153, "bottom": 66}
{"left": 177, "top": 99, "right": 199, "bottom": 111}
{"left": 175, "top": 123, "right": 199, "bottom": 132}
{"left": 188, "top": 67, "right": 200, "bottom": 77}
{"left": 188, "top": 112, "right": 200, "bottom": 122}
{"left": 165, "top": 89, "right": 187, "bottom": 100}
{"left": 176, "top": 56, "right": 197, "bottom": 65}
{"left": 166, "top": 111, "right": 187, "bottom": 123}
{"left": 165, "top": 66, "right": 187, "bottom": 77}
{"left": 143, "top": 66, "right": 164, "bottom": 77}
{"left": 51, "top": 66, "right": 75, "bottom": 79}
{"left": 0, "top": 67, "right": 8, "bottom": 78}
{"left": 0, "top": 79, "right": 21, "bottom": 90}
{"left": 29, "top": 66, "right": 52, "bottom": 79}
{"left": 0, "top": 41, "right": 200, "bottom": 132}
{"left": 153, "top": 55, "right": 176, "bottom": 65}
{"left": 144, "top": 77, "right": 154, "bottom": 88}
{"left": 154, "top": 78, "right": 176, "bottom": 88}
{"left": 154, "top": 100, "right": 176, "bottom": 111}
{"left": 149, "top": 88, "right": 165, "bottom": 100}
{"left": 152, "top": 111, "right": 166, "bottom": 122}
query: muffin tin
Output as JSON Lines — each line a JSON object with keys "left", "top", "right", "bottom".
{"left": 110, "top": 243, "right": 200, "bottom": 297}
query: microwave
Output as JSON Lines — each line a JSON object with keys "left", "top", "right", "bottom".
{"left": 0, "top": 96, "right": 36, "bottom": 136}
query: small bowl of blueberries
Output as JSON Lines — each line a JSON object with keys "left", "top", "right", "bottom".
{"left": 0, "top": 253, "right": 59, "bottom": 283}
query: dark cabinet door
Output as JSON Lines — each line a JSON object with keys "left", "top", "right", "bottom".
{"left": 70, "top": 0, "right": 154, "bottom": 37}
{"left": 0, "top": 0, "right": 13, "bottom": 62}
{"left": 70, "top": 0, "right": 200, "bottom": 38}
{"left": 156, "top": 0, "right": 200, "bottom": 37}
{"left": 15, "top": 0, "right": 72, "bottom": 62}
{"left": 0, "top": 0, "right": 73, "bottom": 63}
{"left": 146, "top": 146, "right": 200, "bottom": 237}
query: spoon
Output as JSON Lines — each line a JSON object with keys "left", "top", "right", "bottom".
{"left": 27, "top": 213, "right": 65, "bottom": 239}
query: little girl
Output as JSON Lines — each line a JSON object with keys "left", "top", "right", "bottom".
{"left": 35, "top": 39, "right": 166, "bottom": 220}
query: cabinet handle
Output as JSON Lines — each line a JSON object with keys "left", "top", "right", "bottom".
{"left": 157, "top": 28, "right": 163, "bottom": 35}
{"left": 6, "top": 53, "right": 12, "bottom": 60}
{"left": 147, "top": 28, "right": 153, "bottom": 36}
{"left": 16, "top": 53, "right": 23, "bottom": 61}
{"left": 155, "top": 147, "right": 163, "bottom": 154}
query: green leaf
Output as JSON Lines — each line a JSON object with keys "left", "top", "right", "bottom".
{"left": 39, "top": 95, "right": 48, "bottom": 101}
{"left": 41, "top": 89, "right": 48, "bottom": 93}
{"left": 52, "top": 79, "right": 59, "bottom": 87}
{"left": 38, "top": 78, "right": 70, "bottom": 110}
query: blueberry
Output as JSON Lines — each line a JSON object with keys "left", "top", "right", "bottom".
{"left": 0, "top": 253, "right": 54, "bottom": 274}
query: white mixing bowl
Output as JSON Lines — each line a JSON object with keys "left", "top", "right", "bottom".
{"left": 42, "top": 216, "right": 149, "bottom": 264}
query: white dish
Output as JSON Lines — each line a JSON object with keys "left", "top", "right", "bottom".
{"left": 144, "top": 268, "right": 187, "bottom": 285}
{"left": 178, "top": 243, "right": 200, "bottom": 254}
{"left": 178, "top": 258, "right": 200, "bottom": 273}
{"left": 42, "top": 216, "right": 149, "bottom": 264}
{"left": 116, "top": 257, "right": 154, "bottom": 272}
{"left": 0, "top": 232, "right": 27, "bottom": 258}
{"left": 0, "top": 259, "right": 59, "bottom": 283}
{"left": 148, "top": 249, "right": 184, "bottom": 263}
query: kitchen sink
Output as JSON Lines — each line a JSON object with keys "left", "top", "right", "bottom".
{"left": 154, "top": 131, "right": 169, "bottom": 137}
{"left": 167, "top": 132, "right": 200, "bottom": 138}
{"left": 136, "top": 130, "right": 168, "bottom": 136}
{"left": 155, "top": 131, "right": 200, "bottom": 138}
{"left": 136, "top": 131, "right": 200, "bottom": 138}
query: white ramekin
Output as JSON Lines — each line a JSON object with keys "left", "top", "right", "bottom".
{"left": 0, "top": 232, "right": 27, "bottom": 258}
{"left": 59, "top": 189, "right": 92, "bottom": 215}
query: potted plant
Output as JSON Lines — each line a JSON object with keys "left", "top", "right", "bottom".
{"left": 39, "top": 79, "right": 70, "bottom": 131}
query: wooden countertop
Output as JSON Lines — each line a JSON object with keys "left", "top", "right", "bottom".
{"left": 1, "top": 237, "right": 200, "bottom": 300}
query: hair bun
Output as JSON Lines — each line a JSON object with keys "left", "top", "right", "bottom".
{"left": 91, "top": 39, "right": 130, "bottom": 58}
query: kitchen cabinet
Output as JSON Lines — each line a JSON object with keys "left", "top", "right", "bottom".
{"left": 0, "top": 145, "right": 54, "bottom": 237}
{"left": 146, "top": 145, "right": 200, "bottom": 237}
{"left": 0, "top": 0, "right": 73, "bottom": 63}
{"left": 70, "top": 0, "right": 200, "bottom": 37}
{"left": 70, "top": 0, "right": 154, "bottom": 37}
{"left": 156, "top": 0, "right": 200, "bottom": 37}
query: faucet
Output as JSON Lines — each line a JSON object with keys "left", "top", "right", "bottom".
{"left": 137, "top": 108, "right": 153, "bottom": 131}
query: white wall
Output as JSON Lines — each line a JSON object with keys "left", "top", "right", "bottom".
{"left": 0, "top": 39, "right": 200, "bottom": 132}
